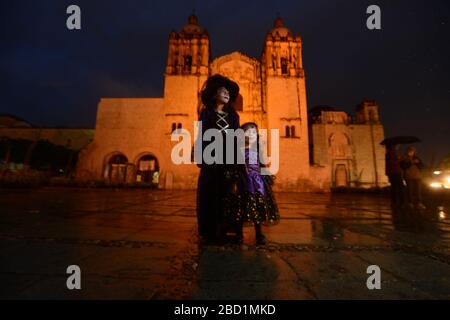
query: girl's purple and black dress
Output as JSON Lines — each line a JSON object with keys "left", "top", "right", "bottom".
{"left": 224, "top": 148, "right": 280, "bottom": 226}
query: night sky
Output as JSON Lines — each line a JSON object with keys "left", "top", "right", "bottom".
{"left": 1, "top": 0, "right": 449, "bottom": 163}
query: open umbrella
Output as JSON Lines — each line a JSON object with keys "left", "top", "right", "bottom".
{"left": 380, "top": 136, "right": 421, "bottom": 146}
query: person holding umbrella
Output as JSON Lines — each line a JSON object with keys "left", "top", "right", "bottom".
{"left": 401, "top": 146, "right": 426, "bottom": 210}
{"left": 381, "top": 136, "right": 420, "bottom": 208}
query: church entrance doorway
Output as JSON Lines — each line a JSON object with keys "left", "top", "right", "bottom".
{"left": 136, "top": 154, "right": 159, "bottom": 186}
{"left": 335, "top": 164, "right": 348, "bottom": 187}
{"left": 106, "top": 153, "right": 128, "bottom": 184}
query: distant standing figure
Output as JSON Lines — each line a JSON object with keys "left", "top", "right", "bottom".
{"left": 400, "top": 146, "right": 426, "bottom": 209}
{"left": 385, "top": 144, "right": 404, "bottom": 207}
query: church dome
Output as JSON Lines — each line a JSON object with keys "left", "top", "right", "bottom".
{"left": 270, "top": 16, "right": 292, "bottom": 38}
{"left": 180, "top": 14, "right": 207, "bottom": 36}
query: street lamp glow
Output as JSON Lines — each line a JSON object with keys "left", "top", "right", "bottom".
{"left": 430, "top": 182, "right": 442, "bottom": 188}
{"left": 443, "top": 176, "right": 450, "bottom": 189}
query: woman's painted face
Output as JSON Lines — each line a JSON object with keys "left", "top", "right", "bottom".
{"left": 215, "top": 87, "right": 230, "bottom": 104}
{"left": 244, "top": 126, "right": 258, "bottom": 144}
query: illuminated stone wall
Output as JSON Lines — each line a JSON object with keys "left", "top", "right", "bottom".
{"left": 310, "top": 102, "right": 388, "bottom": 188}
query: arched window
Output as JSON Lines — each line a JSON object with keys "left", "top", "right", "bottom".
{"left": 184, "top": 55, "right": 192, "bottom": 72}
{"left": 285, "top": 126, "right": 291, "bottom": 137}
{"left": 281, "top": 57, "right": 288, "bottom": 75}
{"left": 368, "top": 109, "right": 376, "bottom": 122}
{"left": 136, "top": 154, "right": 159, "bottom": 185}
{"left": 171, "top": 123, "right": 177, "bottom": 132}
{"left": 290, "top": 125, "right": 296, "bottom": 137}
{"left": 109, "top": 154, "right": 128, "bottom": 165}
{"left": 174, "top": 51, "right": 179, "bottom": 67}
{"left": 329, "top": 132, "right": 351, "bottom": 158}
{"left": 177, "top": 123, "right": 182, "bottom": 129}
{"left": 105, "top": 153, "right": 128, "bottom": 184}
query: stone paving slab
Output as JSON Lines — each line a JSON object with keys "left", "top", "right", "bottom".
{"left": 0, "top": 188, "right": 449, "bottom": 299}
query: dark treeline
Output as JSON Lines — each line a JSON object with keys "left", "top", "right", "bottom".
{"left": 0, "top": 138, "right": 78, "bottom": 175}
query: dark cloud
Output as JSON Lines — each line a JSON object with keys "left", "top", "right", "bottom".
{"left": 1, "top": 0, "right": 449, "bottom": 162}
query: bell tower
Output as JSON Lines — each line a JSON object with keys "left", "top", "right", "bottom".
{"left": 162, "top": 14, "right": 211, "bottom": 189}
{"left": 163, "top": 14, "right": 210, "bottom": 125}
{"left": 262, "top": 16, "right": 310, "bottom": 190}
{"left": 165, "top": 14, "right": 210, "bottom": 76}
{"left": 262, "top": 17, "right": 304, "bottom": 77}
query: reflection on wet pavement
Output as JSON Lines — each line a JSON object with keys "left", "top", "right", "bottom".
{"left": 0, "top": 188, "right": 449, "bottom": 299}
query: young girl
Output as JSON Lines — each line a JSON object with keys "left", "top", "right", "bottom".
{"left": 224, "top": 122, "right": 280, "bottom": 244}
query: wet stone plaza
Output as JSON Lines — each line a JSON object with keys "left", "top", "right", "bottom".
{"left": 1, "top": 188, "right": 450, "bottom": 299}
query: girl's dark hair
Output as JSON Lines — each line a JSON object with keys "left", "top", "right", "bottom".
{"left": 241, "top": 122, "right": 258, "bottom": 131}
{"left": 241, "top": 122, "right": 266, "bottom": 167}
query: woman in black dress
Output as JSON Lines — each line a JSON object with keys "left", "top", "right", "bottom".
{"left": 196, "top": 74, "right": 241, "bottom": 242}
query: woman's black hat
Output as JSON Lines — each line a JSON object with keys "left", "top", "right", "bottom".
{"left": 201, "top": 74, "right": 240, "bottom": 107}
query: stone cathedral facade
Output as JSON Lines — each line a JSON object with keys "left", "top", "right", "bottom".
{"left": 76, "top": 15, "right": 388, "bottom": 191}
